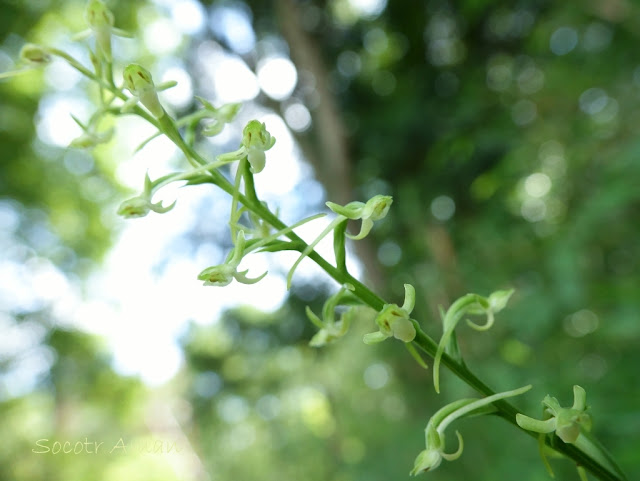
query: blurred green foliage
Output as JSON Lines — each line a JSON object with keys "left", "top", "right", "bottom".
{"left": 1, "top": 0, "right": 639, "bottom": 480}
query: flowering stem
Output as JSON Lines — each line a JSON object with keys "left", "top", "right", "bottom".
{"left": 59, "top": 51, "right": 624, "bottom": 479}
{"left": 148, "top": 121, "right": 628, "bottom": 481}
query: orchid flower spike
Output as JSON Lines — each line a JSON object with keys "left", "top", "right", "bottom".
{"left": 197, "top": 231, "right": 267, "bottom": 287}
{"left": 516, "top": 385, "right": 591, "bottom": 444}
{"left": 326, "top": 194, "right": 392, "bottom": 240}
{"left": 116, "top": 173, "right": 176, "bottom": 218}
{"left": 411, "top": 385, "right": 531, "bottom": 475}
{"left": 364, "top": 284, "right": 416, "bottom": 344}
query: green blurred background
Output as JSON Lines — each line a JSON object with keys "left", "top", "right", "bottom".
{"left": 1, "top": 0, "right": 639, "bottom": 480}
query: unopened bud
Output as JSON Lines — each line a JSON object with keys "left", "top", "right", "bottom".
{"left": 20, "top": 44, "right": 51, "bottom": 65}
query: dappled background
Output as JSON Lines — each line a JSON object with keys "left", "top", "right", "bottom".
{"left": 1, "top": 0, "right": 639, "bottom": 480}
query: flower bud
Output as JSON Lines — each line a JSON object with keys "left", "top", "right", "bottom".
{"left": 85, "top": 0, "right": 115, "bottom": 61}
{"left": 85, "top": 0, "right": 114, "bottom": 29}
{"left": 411, "top": 447, "right": 443, "bottom": 475}
{"left": 242, "top": 120, "right": 275, "bottom": 151}
{"left": 116, "top": 196, "right": 152, "bottom": 218}
{"left": 123, "top": 64, "right": 164, "bottom": 118}
{"left": 19, "top": 44, "right": 51, "bottom": 65}
{"left": 197, "top": 264, "right": 236, "bottom": 287}
{"left": 362, "top": 194, "right": 393, "bottom": 221}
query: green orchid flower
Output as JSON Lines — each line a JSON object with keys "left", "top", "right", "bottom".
{"left": 197, "top": 231, "right": 267, "bottom": 287}
{"left": 116, "top": 173, "right": 176, "bottom": 218}
{"left": 326, "top": 194, "right": 392, "bottom": 240}
{"left": 411, "top": 385, "right": 531, "bottom": 475}
{"left": 364, "top": 283, "right": 416, "bottom": 344}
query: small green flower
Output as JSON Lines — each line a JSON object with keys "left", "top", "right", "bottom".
{"left": 364, "top": 283, "right": 416, "bottom": 344}
{"left": 216, "top": 120, "right": 276, "bottom": 173}
{"left": 69, "top": 114, "right": 113, "bottom": 149}
{"left": 197, "top": 231, "right": 267, "bottom": 287}
{"left": 20, "top": 43, "right": 52, "bottom": 65}
{"left": 326, "top": 194, "right": 392, "bottom": 240}
{"left": 195, "top": 96, "right": 241, "bottom": 136}
{"left": 433, "top": 289, "right": 514, "bottom": 393}
{"left": 516, "top": 385, "right": 591, "bottom": 444}
{"left": 306, "top": 285, "right": 359, "bottom": 347}
{"left": 241, "top": 120, "right": 276, "bottom": 173}
{"left": 116, "top": 173, "right": 175, "bottom": 218}
{"left": 75, "top": 0, "right": 131, "bottom": 63}
{"left": 0, "top": 44, "right": 52, "bottom": 79}
{"left": 122, "top": 64, "right": 166, "bottom": 118}
{"left": 411, "top": 385, "right": 531, "bottom": 475}
{"left": 85, "top": 0, "right": 114, "bottom": 61}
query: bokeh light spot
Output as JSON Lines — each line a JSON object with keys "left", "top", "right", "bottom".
{"left": 284, "top": 103, "right": 312, "bottom": 132}
{"left": 364, "top": 362, "right": 390, "bottom": 389}
{"left": 257, "top": 57, "right": 298, "bottom": 100}
{"left": 430, "top": 195, "right": 455, "bottom": 221}
{"left": 524, "top": 173, "right": 552, "bottom": 198}
{"left": 550, "top": 26, "right": 578, "bottom": 55}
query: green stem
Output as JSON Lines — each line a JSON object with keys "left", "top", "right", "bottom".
{"left": 62, "top": 51, "right": 625, "bottom": 480}
{"left": 153, "top": 121, "right": 629, "bottom": 481}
